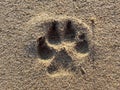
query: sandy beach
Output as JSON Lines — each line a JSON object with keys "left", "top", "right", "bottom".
{"left": 0, "top": 0, "right": 120, "bottom": 90}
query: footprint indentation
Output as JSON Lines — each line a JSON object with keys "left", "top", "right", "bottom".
{"left": 47, "top": 64, "right": 58, "bottom": 74}
{"left": 37, "top": 37, "right": 55, "bottom": 59}
{"left": 30, "top": 17, "right": 93, "bottom": 76}
{"left": 64, "top": 20, "right": 76, "bottom": 41}
{"left": 53, "top": 49, "right": 72, "bottom": 68}
{"left": 75, "top": 40, "right": 89, "bottom": 53}
{"left": 47, "top": 21, "right": 61, "bottom": 44}
{"left": 47, "top": 49, "right": 72, "bottom": 74}
{"left": 79, "top": 34, "right": 85, "bottom": 40}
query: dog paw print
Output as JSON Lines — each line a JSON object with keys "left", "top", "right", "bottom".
{"left": 36, "top": 19, "right": 92, "bottom": 75}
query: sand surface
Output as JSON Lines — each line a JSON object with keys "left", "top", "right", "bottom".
{"left": 0, "top": 0, "right": 120, "bottom": 90}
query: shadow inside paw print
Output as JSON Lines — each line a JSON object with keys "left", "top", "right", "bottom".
{"left": 75, "top": 40, "right": 89, "bottom": 53}
{"left": 35, "top": 19, "right": 91, "bottom": 75}
{"left": 75, "top": 34, "right": 89, "bottom": 53}
{"left": 47, "top": 21, "right": 61, "bottom": 44}
{"left": 37, "top": 37, "right": 55, "bottom": 59}
{"left": 64, "top": 20, "right": 76, "bottom": 41}
{"left": 47, "top": 49, "right": 73, "bottom": 74}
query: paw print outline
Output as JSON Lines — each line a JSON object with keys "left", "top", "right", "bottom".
{"left": 36, "top": 18, "right": 93, "bottom": 74}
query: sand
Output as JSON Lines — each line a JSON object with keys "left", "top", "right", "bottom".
{"left": 0, "top": 0, "right": 120, "bottom": 90}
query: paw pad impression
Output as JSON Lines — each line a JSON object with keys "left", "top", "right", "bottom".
{"left": 26, "top": 15, "right": 93, "bottom": 76}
